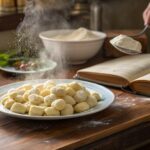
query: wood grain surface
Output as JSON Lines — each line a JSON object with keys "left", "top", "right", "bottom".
{"left": 0, "top": 48, "right": 150, "bottom": 150}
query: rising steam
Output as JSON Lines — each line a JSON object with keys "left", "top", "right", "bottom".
{"left": 16, "top": 0, "right": 73, "bottom": 79}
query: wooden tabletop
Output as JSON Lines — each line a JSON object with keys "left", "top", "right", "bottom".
{"left": 0, "top": 55, "right": 150, "bottom": 150}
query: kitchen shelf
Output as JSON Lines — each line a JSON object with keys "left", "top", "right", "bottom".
{"left": 0, "top": 13, "right": 24, "bottom": 31}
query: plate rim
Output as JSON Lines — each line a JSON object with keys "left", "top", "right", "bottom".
{"left": 0, "top": 79, "right": 115, "bottom": 120}
{"left": 0, "top": 60, "right": 57, "bottom": 74}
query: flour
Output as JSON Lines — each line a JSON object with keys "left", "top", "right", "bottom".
{"left": 110, "top": 34, "right": 142, "bottom": 52}
{"left": 51, "top": 28, "right": 99, "bottom": 41}
{"left": 113, "top": 96, "right": 137, "bottom": 108}
{"left": 77, "top": 119, "right": 112, "bottom": 129}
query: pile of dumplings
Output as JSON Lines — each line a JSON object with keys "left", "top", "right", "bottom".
{"left": 1, "top": 80, "right": 102, "bottom": 116}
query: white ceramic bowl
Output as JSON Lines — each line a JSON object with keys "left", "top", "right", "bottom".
{"left": 39, "top": 29, "right": 107, "bottom": 64}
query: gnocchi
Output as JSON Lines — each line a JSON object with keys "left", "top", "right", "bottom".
{"left": 1, "top": 80, "right": 102, "bottom": 116}
{"left": 28, "top": 94, "right": 44, "bottom": 105}
{"left": 29, "top": 105, "right": 44, "bottom": 116}
{"left": 45, "top": 107, "right": 60, "bottom": 116}
{"left": 11, "top": 102, "right": 26, "bottom": 114}
{"left": 64, "top": 95, "right": 76, "bottom": 105}
{"left": 51, "top": 86, "right": 66, "bottom": 97}
{"left": 14, "top": 95, "right": 25, "bottom": 103}
{"left": 44, "top": 95, "right": 56, "bottom": 106}
{"left": 66, "top": 87, "right": 76, "bottom": 96}
{"left": 74, "top": 102, "right": 90, "bottom": 113}
{"left": 4, "top": 98, "right": 15, "bottom": 109}
{"left": 40, "top": 89, "right": 50, "bottom": 97}
{"left": 74, "top": 90, "right": 88, "bottom": 102}
{"left": 51, "top": 99, "right": 66, "bottom": 111}
{"left": 8, "top": 91, "right": 18, "bottom": 99}
{"left": 61, "top": 104, "right": 74, "bottom": 116}
{"left": 86, "top": 95, "right": 97, "bottom": 108}
{"left": 68, "top": 82, "right": 82, "bottom": 91}
{"left": 91, "top": 92, "right": 102, "bottom": 101}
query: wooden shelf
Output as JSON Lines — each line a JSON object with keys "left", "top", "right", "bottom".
{"left": 0, "top": 13, "right": 24, "bottom": 31}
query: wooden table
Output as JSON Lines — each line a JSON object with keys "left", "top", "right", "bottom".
{"left": 0, "top": 55, "right": 150, "bottom": 150}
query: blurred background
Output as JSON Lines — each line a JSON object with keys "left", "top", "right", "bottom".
{"left": 0, "top": 0, "right": 149, "bottom": 51}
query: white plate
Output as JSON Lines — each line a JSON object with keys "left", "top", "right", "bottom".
{"left": 0, "top": 79, "right": 115, "bottom": 120}
{"left": 0, "top": 60, "right": 57, "bottom": 74}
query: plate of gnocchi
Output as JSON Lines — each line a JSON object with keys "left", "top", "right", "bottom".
{"left": 0, "top": 79, "right": 114, "bottom": 120}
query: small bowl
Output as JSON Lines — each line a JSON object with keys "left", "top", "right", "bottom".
{"left": 39, "top": 29, "right": 107, "bottom": 64}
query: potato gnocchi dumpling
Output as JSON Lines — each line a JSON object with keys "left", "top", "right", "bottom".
{"left": 29, "top": 105, "right": 44, "bottom": 116}
{"left": 66, "top": 87, "right": 76, "bottom": 96}
{"left": 14, "top": 95, "right": 25, "bottom": 103}
{"left": 9, "top": 91, "right": 18, "bottom": 99}
{"left": 91, "top": 92, "right": 102, "bottom": 101}
{"left": 74, "top": 90, "right": 88, "bottom": 102}
{"left": 45, "top": 107, "right": 60, "bottom": 116}
{"left": 74, "top": 102, "right": 90, "bottom": 113}
{"left": 68, "top": 82, "right": 82, "bottom": 91}
{"left": 51, "top": 99, "right": 66, "bottom": 111}
{"left": 61, "top": 104, "right": 74, "bottom": 116}
{"left": 11, "top": 102, "right": 26, "bottom": 114}
{"left": 40, "top": 89, "right": 50, "bottom": 97}
{"left": 44, "top": 95, "right": 56, "bottom": 106}
{"left": 28, "top": 94, "right": 44, "bottom": 105}
{"left": 4, "top": 98, "right": 15, "bottom": 109}
{"left": 34, "top": 83, "right": 44, "bottom": 91}
{"left": 86, "top": 95, "right": 98, "bottom": 108}
{"left": 51, "top": 86, "right": 66, "bottom": 97}
{"left": 1, "top": 80, "right": 102, "bottom": 116}
{"left": 64, "top": 95, "right": 76, "bottom": 105}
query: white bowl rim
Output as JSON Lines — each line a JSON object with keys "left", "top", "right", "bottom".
{"left": 39, "top": 29, "right": 107, "bottom": 43}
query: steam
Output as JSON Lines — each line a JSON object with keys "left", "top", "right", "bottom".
{"left": 16, "top": 0, "right": 73, "bottom": 79}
